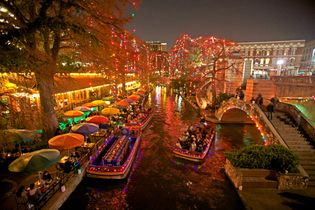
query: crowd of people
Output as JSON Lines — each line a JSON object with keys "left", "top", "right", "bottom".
{"left": 176, "top": 119, "right": 210, "bottom": 152}
{"left": 16, "top": 170, "right": 54, "bottom": 209}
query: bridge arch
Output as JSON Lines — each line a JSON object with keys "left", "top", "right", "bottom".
{"left": 215, "top": 98, "right": 253, "bottom": 122}
{"left": 219, "top": 106, "right": 254, "bottom": 124}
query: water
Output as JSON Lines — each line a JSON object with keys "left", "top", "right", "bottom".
{"left": 61, "top": 86, "right": 263, "bottom": 210}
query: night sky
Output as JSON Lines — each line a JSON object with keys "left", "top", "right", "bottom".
{"left": 127, "top": 0, "right": 315, "bottom": 46}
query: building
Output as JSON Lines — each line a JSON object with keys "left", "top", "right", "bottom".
{"left": 146, "top": 41, "right": 170, "bottom": 78}
{"left": 231, "top": 40, "right": 305, "bottom": 84}
{"left": 300, "top": 39, "right": 315, "bottom": 75}
{"left": 146, "top": 41, "right": 168, "bottom": 52}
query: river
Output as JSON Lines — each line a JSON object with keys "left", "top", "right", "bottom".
{"left": 61, "top": 86, "right": 264, "bottom": 210}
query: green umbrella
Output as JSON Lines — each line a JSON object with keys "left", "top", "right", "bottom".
{"left": 8, "top": 149, "right": 60, "bottom": 173}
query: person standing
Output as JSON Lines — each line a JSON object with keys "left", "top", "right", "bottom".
{"left": 256, "top": 93, "right": 263, "bottom": 106}
{"left": 266, "top": 102, "right": 274, "bottom": 120}
{"left": 239, "top": 90, "right": 244, "bottom": 100}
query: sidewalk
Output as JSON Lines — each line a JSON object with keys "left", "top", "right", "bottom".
{"left": 238, "top": 188, "right": 315, "bottom": 210}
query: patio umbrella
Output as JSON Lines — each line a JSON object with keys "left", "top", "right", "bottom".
{"left": 101, "top": 107, "right": 120, "bottom": 115}
{"left": 48, "top": 133, "right": 84, "bottom": 150}
{"left": 123, "top": 98, "right": 133, "bottom": 103}
{"left": 73, "top": 106, "right": 91, "bottom": 112}
{"left": 116, "top": 101, "right": 129, "bottom": 107}
{"left": 91, "top": 100, "right": 106, "bottom": 106}
{"left": 135, "top": 91, "right": 145, "bottom": 96}
{"left": 8, "top": 149, "right": 60, "bottom": 173}
{"left": 71, "top": 123, "right": 99, "bottom": 135}
{"left": 64, "top": 110, "right": 84, "bottom": 117}
{"left": 82, "top": 102, "right": 98, "bottom": 108}
{"left": 128, "top": 95, "right": 141, "bottom": 101}
{"left": 86, "top": 115, "right": 109, "bottom": 124}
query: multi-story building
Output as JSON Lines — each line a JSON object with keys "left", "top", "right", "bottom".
{"left": 146, "top": 41, "right": 168, "bottom": 52}
{"left": 231, "top": 40, "right": 305, "bottom": 84}
{"left": 300, "top": 39, "right": 315, "bottom": 75}
{"left": 146, "top": 41, "right": 170, "bottom": 77}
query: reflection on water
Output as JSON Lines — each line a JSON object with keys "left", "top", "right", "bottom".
{"left": 61, "top": 87, "right": 262, "bottom": 210}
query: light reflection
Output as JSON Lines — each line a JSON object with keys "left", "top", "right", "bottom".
{"left": 177, "top": 95, "right": 182, "bottom": 112}
{"left": 155, "top": 86, "right": 161, "bottom": 103}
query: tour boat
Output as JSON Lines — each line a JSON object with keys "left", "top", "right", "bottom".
{"left": 124, "top": 109, "right": 153, "bottom": 131}
{"left": 173, "top": 126, "right": 215, "bottom": 162}
{"left": 86, "top": 127, "right": 141, "bottom": 179}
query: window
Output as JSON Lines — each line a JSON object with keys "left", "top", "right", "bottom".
{"left": 265, "top": 58, "right": 270, "bottom": 65}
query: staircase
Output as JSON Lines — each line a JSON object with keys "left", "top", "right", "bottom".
{"left": 271, "top": 112, "right": 315, "bottom": 187}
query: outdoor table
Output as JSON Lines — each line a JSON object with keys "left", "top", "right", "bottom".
{"left": 90, "top": 131, "right": 107, "bottom": 142}
{"left": 58, "top": 156, "right": 69, "bottom": 164}
{"left": 81, "top": 142, "right": 95, "bottom": 149}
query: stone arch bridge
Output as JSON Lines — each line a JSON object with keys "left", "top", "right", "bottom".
{"left": 215, "top": 97, "right": 280, "bottom": 145}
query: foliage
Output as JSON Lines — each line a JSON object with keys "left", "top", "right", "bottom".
{"left": 215, "top": 93, "right": 234, "bottom": 106}
{"left": 225, "top": 144, "right": 299, "bottom": 173}
{"left": 0, "top": 0, "right": 139, "bottom": 137}
{"left": 169, "top": 34, "right": 242, "bottom": 107}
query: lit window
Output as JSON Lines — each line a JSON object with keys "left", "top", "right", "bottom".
{"left": 265, "top": 58, "right": 270, "bottom": 65}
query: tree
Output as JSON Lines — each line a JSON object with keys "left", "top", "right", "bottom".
{"left": 0, "top": 0, "right": 138, "bottom": 139}
{"left": 169, "top": 34, "right": 242, "bottom": 109}
{"left": 197, "top": 36, "right": 241, "bottom": 108}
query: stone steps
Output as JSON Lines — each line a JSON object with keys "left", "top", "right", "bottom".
{"left": 288, "top": 145, "right": 314, "bottom": 150}
{"left": 286, "top": 141, "right": 312, "bottom": 146}
{"left": 290, "top": 147, "right": 314, "bottom": 153}
{"left": 306, "top": 171, "right": 315, "bottom": 176}
{"left": 271, "top": 112, "right": 315, "bottom": 189}
{"left": 301, "top": 165, "right": 315, "bottom": 171}
{"left": 294, "top": 151, "right": 315, "bottom": 157}
{"left": 300, "top": 161, "right": 315, "bottom": 167}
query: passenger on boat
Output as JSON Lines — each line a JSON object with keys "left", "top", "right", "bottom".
{"left": 190, "top": 140, "right": 197, "bottom": 152}
{"left": 176, "top": 141, "right": 182, "bottom": 149}
{"left": 196, "top": 144, "right": 203, "bottom": 152}
{"left": 42, "top": 171, "right": 53, "bottom": 185}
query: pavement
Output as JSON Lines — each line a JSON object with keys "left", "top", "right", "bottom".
{"left": 238, "top": 188, "right": 315, "bottom": 210}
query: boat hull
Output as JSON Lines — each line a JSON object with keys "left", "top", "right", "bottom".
{"left": 125, "top": 111, "right": 153, "bottom": 131}
{"left": 173, "top": 131, "right": 215, "bottom": 162}
{"left": 86, "top": 134, "right": 141, "bottom": 179}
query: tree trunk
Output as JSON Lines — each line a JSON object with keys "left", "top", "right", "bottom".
{"left": 121, "top": 71, "right": 126, "bottom": 96}
{"left": 211, "top": 65, "right": 217, "bottom": 108}
{"left": 35, "top": 66, "right": 58, "bottom": 140}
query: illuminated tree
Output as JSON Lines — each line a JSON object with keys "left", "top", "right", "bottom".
{"left": 170, "top": 34, "right": 241, "bottom": 108}
{"left": 0, "top": 0, "right": 139, "bottom": 138}
{"left": 108, "top": 29, "right": 150, "bottom": 96}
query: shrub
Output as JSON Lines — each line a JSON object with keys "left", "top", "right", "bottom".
{"left": 215, "top": 93, "right": 234, "bottom": 106}
{"left": 225, "top": 144, "right": 299, "bottom": 173}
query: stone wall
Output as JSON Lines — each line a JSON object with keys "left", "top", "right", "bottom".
{"left": 278, "top": 173, "right": 309, "bottom": 190}
{"left": 224, "top": 159, "right": 243, "bottom": 189}
{"left": 225, "top": 159, "right": 309, "bottom": 190}
{"left": 245, "top": 79, "right": 276, "bottom": 104}
{"left": 245, "top": 76, "right": 315, "bottom": 104}
{"left": 271, "top": 76, "right": 315, "bottom": 97}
